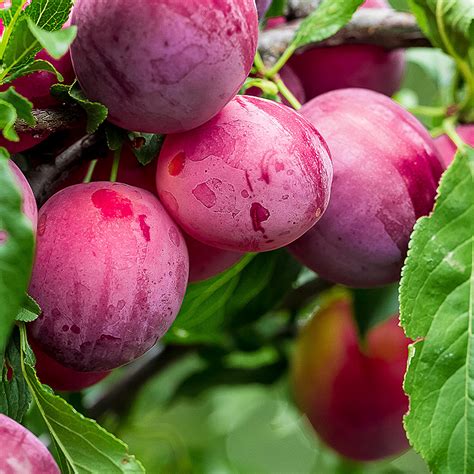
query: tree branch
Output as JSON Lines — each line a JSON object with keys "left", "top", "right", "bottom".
{"left": 16, "top": 106, "right": 84, "bottom": 134}
{"left": 23, "top": 131, "right": 108, "bottom": 206}
{"left": 86, "top": 344, "right": 195, "bottom": 420}
{"left": 259, "top": 9, "right": 430, "bottom": 65}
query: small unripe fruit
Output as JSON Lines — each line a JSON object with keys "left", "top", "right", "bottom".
{"left": 156, "top": 95, "right": 333, "bottom": 252}
{"left": 434, "top": 124, "right": 474, "bottom": 167}
{"left": 291, "top": 293, "right": 410, "bottom": 461}
{"left": 290, "top": 89, "right": 444, "bottom": 287}
{"left": 0, "top": 414, "right": 59, "bottom": 473}
{"left": 30, "top": 182, "right": 189, "bottom": 372}
{"left": 71, "top": 0, "right": 258, "bottom": 134}
{"left": 289, "top": 0, "right": 405, "bottom": 99}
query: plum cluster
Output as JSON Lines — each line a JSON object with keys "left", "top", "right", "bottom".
{"left": 3, "top": 0, "right": 454, "bottom": 464}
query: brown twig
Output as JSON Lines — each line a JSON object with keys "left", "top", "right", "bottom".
{"left": 23, "top": 131, "right": 107, "bottom": 206}
{"left": 16, "top": 106, "right": 84, "bottom": 134}
{"left": 86, "top": 345, "right": 195, "bottom": 420}
{"left": 259, "top": 9, "right": 430, "bottom": 65}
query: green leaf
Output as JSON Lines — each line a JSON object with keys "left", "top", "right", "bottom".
{"left": 0, "top": 86, "right": 34, "bottom": 125}
{"left": 291, "top": 0, "right": 364, "bottom": 49}
{"left": 128, "top": 132, "right": 165, "bottom": 166}
{"left": 0, "top": 151, "right": 35, "bottom": 352}
{"left": 105, "top": 124, "right": 127, "bottom": 151}
{"left": 0, "top": 0, "right": 26, "bottom": 28}
{"left": 409, "top": 0, "right": 473, "bottom": 58}
{"left": 0, "top": 99, "right": 19, "bottom": 141}
{"left": 20, "top": 330, "right": 145, "bottom": 472}
{"left": 4, "top": 58, "right": 65, "bottom": 84}
{"left": 27, "top": 19, "right": 77, "bottom": 59}
{"left": 352, "top": 284, "right": 400, "bottom": 338}
{"left": 51, "top": 82, "right": 108, "bottom": 133}
{"left": 266, "top": 0, "right": 287, "bottom": 18}
{"left": 2, "top": 0, "right": 73, "bottom": 74}
{"left": 16, "top": 294, "right": 41, "bottom": 323}
{"left": 0, "top": 329, "right": 32, "bottom": 422}
{"left": 399, "top": 147, "right": 474, "bottom": 473}
{"left": 25, "top": 0, "right": 73, "bottom": 30}
{"left": 166, "top": 251, "right": 301, "bottom": 344}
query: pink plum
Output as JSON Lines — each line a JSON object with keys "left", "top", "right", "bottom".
{"left": 30, "top": 339, "right": 110, "bottom": 392}
{"left": 289, "top": 0, "right": 405, "bottom": 99}
{"left": 29, "top": 182, "right": 189, "bottom": 372}
{"left": 0, "top": 414, "right": 59, "bottom": 474}
{"left": 8, "top": 160, "right": 38, "bottom": 228}
{"left": 289, "top": 89, "right": 445, "bottom": 287}
{"left": 185, "top": 234, "right": 243, "bottom": 282}
{"left": 156, "top": 95, "right": 333, "bottom": 253}
{"left": 71, "top": 0, "right": 258, "bottom": 134}
{"left": 291, "top": 293, "right": 410, "bottom": 461}
{"left": 434, "top": 124, "right": 474, "bottom": 167}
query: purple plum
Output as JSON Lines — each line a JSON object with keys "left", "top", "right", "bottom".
{"left": 71, "top": 0, "right": 259, "bottom": 134}
{"left": 8, "top": 160, "right": 37, "bottom": 229}
{"left": 289, "top": 88, "right": 445, "bottom": 287}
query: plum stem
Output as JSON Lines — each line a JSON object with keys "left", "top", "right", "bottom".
{"left": 109, "top": 147, "right": 122, "bottom": 182}
{"left": 407, "top": 105, "right": 447, "bottom": 118}
{"left": 83, "top": 159, "right": 98, "bottom": 184}
{"left": 274, "top": 76, "right": 302, "bottom": 110}
{"left": 443, "top": 117, "right": 467, "bottom": 152}
{"left": 266, "top": 44, "right": 296, "bottom": 78}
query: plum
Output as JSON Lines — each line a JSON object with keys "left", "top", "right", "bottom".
{"left": 435, "top": 124, "right": 474, "bottom": 167}
{"left": 288, "top": 0, "right": 405, "bottom": 99}
{"left": 30, "top": 339, "right": 110, "bottom": 392}
{"left": 156, "top": 95, "right": 333, "bottom": 253}
{"left": 0, "top": 414, "right": 59, "bottom": 473}
{"left": 71, "top": 0, "right": 258, "bottom": 134}
{"left": 289, "top": 89, "right": 445, "bottom": 287}
{"left": 185, "top": 234, "right": 243, "bottom": 282}
{"left": 8, "top": 160, "right": 38, "bottom": 228}
{"left": 291, "top": 293, "right": 410, "bottom": 461}
{"left": 29, "top": 182, "right": 189, "bottom": 372}
{"left": 247, "top": 64, "right": 306, "bottom": 106}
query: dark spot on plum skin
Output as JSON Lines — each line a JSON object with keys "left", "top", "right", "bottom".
{"left": 192, "top": 182, "right": 217, "bottom": 208}
{"left": 71, "top": 325, "right": 81, "bottom": 335}
{"left": 62, "top": 325, "right": 69, "bottom": 332}
{"left": 250, "top": 203, "right": 270, "bottom": 233}
{"left": 138, "top": 214, "right": 151, "bottom": 242}
{"left": 168, "top": 152, "right": 186, "bottom": 176}
{"left": 91, "top": 189, "right": 133, "bottom": 219}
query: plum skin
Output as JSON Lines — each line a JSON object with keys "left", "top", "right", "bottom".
{"left": 185, "top": 234, "right": 243, "bottom": 282}
{"left": 0, "top": 414, "right": 60, "bottom": 473}
{"left": 289, "top": 88, "right": 445, "bottom": 288}
{"left": 30, "top": 339, "right": 110, "bottom": 392}
{"left": 29, "top": 182, "right": 189, "bottom": 372}
{"left": 9, "top": 160, "right": 38, "bottom": 228}
{"left": 71, "top": 0, "right": 258, "bottom": 134}
{"left": 291, "top": 293, "right": 410, "bottom": 461}
{"left": 435, "top": 124, "right": 474, "bottom": 167}
{"left": 156, "top": 95, "right": 333, "bottom": 253}
{"left": 289, "top": 0, "right": 405, "bottom": 99}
